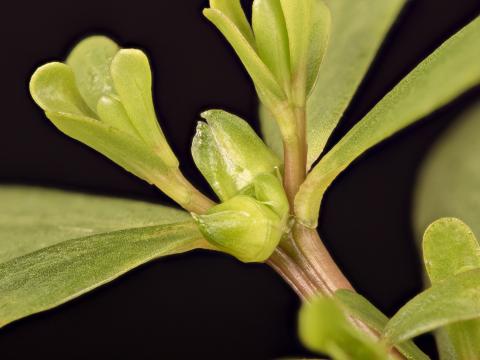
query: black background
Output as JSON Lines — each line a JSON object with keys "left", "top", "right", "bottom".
{"left": 1, "top": 0, "right": 479, "bottom": 359}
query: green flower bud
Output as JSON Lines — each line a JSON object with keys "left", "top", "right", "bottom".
{"left": 192, "top": 109, "right": 281, "bottom": 200}
{"left": 240, "top": 172, "right": 289, "bottom": 221}
{"left": 193, "top": 195, "right": 284, "bottom": 263}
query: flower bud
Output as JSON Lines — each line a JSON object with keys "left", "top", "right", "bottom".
{"left": 193, "top": 195, "right": 284, "bottom": 263}
{"left": 192, "top": 109, "right": 281, "bottom": 200}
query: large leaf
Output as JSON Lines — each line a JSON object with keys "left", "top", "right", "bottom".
{"left": 298, "top": 296, "right": 389, "bottom": 360}
{"left": 0, "top": 186, "right": 190, "bottom": 264}
{"left": 334, "top": 290, "right": 429, "bottom": 360}
{"left": 422, "top": 218, "right": 480, "bottom": 359}
{"left": 295, "top": 16, "right": 480, "bottom": 227}
{"left": 383, "top": 268, "right": 480, "bottom": 345}
{"left": 260, "top": 0, "right": 406, "bottom": 165}
{"left": 0, "top": 221, "right": 208, "bottom": 328}
{"left": 414, "top": 102, "right": 480, "bottom": 239}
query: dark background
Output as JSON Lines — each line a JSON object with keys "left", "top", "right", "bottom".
{"left": 0, "top": 0, "right": 479, "bottom": 358}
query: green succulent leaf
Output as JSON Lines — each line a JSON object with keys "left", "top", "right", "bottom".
{"left": 383, "top": 268, "right": 480, "bottom": 345}
{"left": 414, "top": 102, "right": 480, "bottom": 239}
{"left": 252, "top": 0, "right": 291, "bottom": 93}
{"left": 110, "top": 49, "right": 178, "bottom": 167}
{"left": 96, "top": 95, "right": 139, "bottom": 137}
{"left": 0, "top": 221, "right": 207, "bottom": 328}
{"left": 335, "top": 290, "right": 430, "bottom": 360}
{"left": 296, "top": 16, "right": 480, "bottom": 228}
{"left": 30, "top": 62, "right": 93, "bottom": 116}
{"left": 0, "top": 186, "right": 190, "bottom": 264}
{"left": 194, "top": 195, "right": 283, "bottom": 263}
{"left": 423, "top": 218, "right": 480, "bottom": 284}
{"left": 209, "top": 0, "right": 255, "bottom": 45}
{"left": 203, "top": 8, "right": 286, "bottom": 110}
{"left": 279, "top": 0, "right": 330, "bottom": 104}
{"left": 298, "top": 296, "right": 390, "bottom": 360}
{"left": 66, "top": 36, "right": 119, "bottom": 112}
{"left": 421, "top": 218, "right": 480, "bottom": 359}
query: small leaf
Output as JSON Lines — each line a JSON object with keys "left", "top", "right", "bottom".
{"left": 66, "top": 36, "right": 119, "bottom": 112}
{"left": 304, "top": 0, "right": 407, "bottom": 167}
{"left": 194, "top": 195, "right": 283, "bottom": 263}
{"left": 423, "top": 218, "right": 480, "bottom": 284}
{"left": 295, "top": 16, "right": 480, "bottom": 228}
{"left": 0, "top": 186, "right": 190, "bottom": 264}
{"left": 252, "top": 0, "right": 291, "bottom": 92}
{"left": 383, "top": 268, "right": 480, "bottom": 345}
{"left": 298, "top": 296, "right": 389, "bottom": 360}
{"left": 110, "top": 49, "right": 178, "bottom": 167}
{"left": 96, "top": 95, "right": 139, "bottom": 137}
{"left": 422, "top": 218, "right": 480, "bottom": 359}
{"left": 335, "top": 290, "right": 430, "bottom": 360}
{"left": 0, "top": 221, "right": 208, "bottom": 328}
{"left": 279, "top": 0, "right": 330, "bottom": 103}
{"left": 209, "top": 0, "right": 255, "bottom": 45}
{"left": 29, "top": 62, "right": 93, "bottom": 116}
{"left": 203, "top": 8, "right": 286, "bottom": 109}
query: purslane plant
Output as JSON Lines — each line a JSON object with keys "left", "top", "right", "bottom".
{"left": 1, "top": 0, "right": 480, "bottom": 358}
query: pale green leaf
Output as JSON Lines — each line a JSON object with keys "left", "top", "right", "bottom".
{"left": 279, "top": 0, "right": 330, "bottom": 103}
{"left": 0, "top": 186, "right": 190, "bottom": 264}
{"left": 210, "top": 0, "right": 255, "bottom": 45}
{"left": 259, "top": 104, "right": 283, "bottom": 158}
{"left": 66, "top": 36, "right": 119, "bottom": 112}
{"left": 335, "top": 290, "right": 430, "bottom": 360}
{"left": 414, "top": 101, "right": 480, "bottom": 240}
{"left": 298, "top": 296, "right": 389, "bottom": 360}
{"left": 203, "top": 8, "right": 286, "bottom": 109}
{"left": 296, "top": 16, "right": 480, "bottom": 228}
{"left": 423, "top": 218, "right": 480, "bottom": 284}
{"left": 110, "top": 49, "right": 178, "bottom": 167}
{"left": 383, "top": 268, "right": 480, "bottom": 345}
{"left": 305, "top": 0, "right": 406, "bottom": 167}
{"left": 0, "top": 221, "right": 206, "bottom": 328}
{"left": 29, "top": 62, "right": 93, "bottom": 117}
{"left": 252, "top": 0, "right": 291, "bottom": 92}
{"left": 422, "top": 218, "right": 480, "bottom": 359}
{"left": 97, "top": 95, "right": 139, "bottom": 137}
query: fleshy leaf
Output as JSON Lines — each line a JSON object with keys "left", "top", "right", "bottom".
{"left": 279, "top": 0, "right": 330, "bottom": 104}
{"left": 304, "top": 0, "right": 406, "bottom": 167}
{"left": 66, "top": 36, "right": 119, "bottom": 112}
{"left": 422, "top": 218, "right": 480, "bottom": 359}
{"left": 96, "top": 95, "right": 139, "bottom": 137}
{"left": 423, "top": 218, "right": 480, "bottom": 284}
{"left": 383, "top": 268, "right": 480, "bottom": 345}
{"left": 30, "top": 62, "right": 93, "bottom": 116}
{"left": 203, "top": 8, "right": 286, "bottom": 109}
{"left": 414, "top": 101, "right": 480, "bottom": 239}
{"left": 0, "top": 221, "right": 208, "bottom": 328}
{"left": 110, "top": 49, "right": 178, "bottom": 167}
{"left": 209, "top": 0, "right": 255, "bottom": 45}
{"left": 298, "top": 296, "right": 389, "bottom": 359}
{"left": 194, "top": 195, "right": 283, "bottom": 263}
{"left": 0, "top": 186, "right": 190, "bottom": 264}
{"left": 295, "top": 16, "right": 480, "bottom": 228}
{"left": 335, "top": 290, "right": 430, "bottom": 360}
{"left": 252, "top": 0, "right": 291, "bottom": 92}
